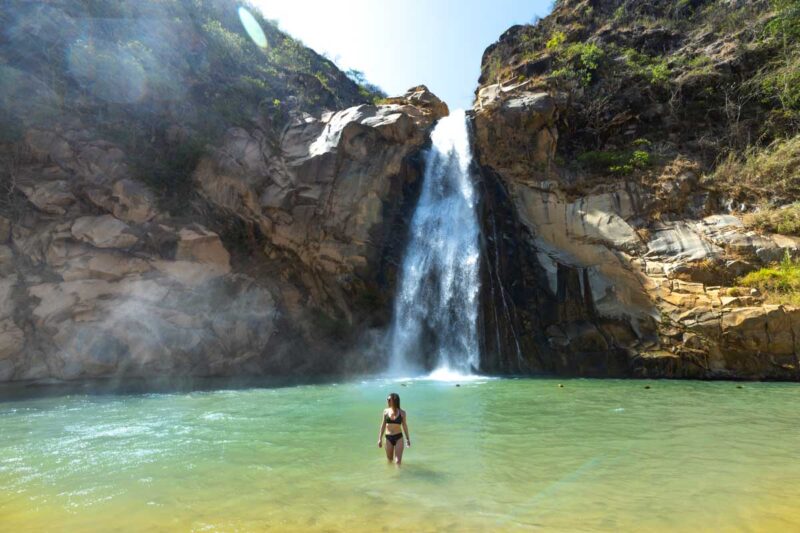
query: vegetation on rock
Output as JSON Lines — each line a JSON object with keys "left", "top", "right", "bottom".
{"left": 479, "top": 0, "right": 800, "bottom": 209}
{"left": 745, "top": 202, "right": 800, "bottom": 236}
{"left": 0, "top": 0, "right": 379, "bottom": 213}
{"left": 738, "top": 252, "right": 800, "bottom": 305}
{"left": 707, "top": 135, "right": 800, "bottom": 208}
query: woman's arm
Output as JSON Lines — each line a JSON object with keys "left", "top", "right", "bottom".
{"left": 401, "top": 411, "right": 410, "bottom": 446}
{"left": 377, "top": 412, "right": 386, "bottom": 447}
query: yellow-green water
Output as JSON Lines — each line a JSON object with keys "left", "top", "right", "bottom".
{"left": 1, "top": 377, "right": 799, "bottom": 532}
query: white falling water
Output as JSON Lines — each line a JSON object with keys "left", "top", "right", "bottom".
{"left": 388, "top": 109, "right": 481, "bottom": 377}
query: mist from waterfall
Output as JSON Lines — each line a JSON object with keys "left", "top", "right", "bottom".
{"left": 387, "top": 109, "right": 481, "bottom": 377}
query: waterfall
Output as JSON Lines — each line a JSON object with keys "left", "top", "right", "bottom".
{"left": 387, "top": 109, "right": 481, "bottom": 376}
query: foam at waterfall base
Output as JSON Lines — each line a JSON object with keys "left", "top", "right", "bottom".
{"left": 424, "top": 367, "right": 488, "bottom": 382}
{"left": 385, "top": 367, "right": 492, "bottom": 383}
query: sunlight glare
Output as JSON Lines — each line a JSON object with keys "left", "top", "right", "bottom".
{"left": 238, "top": 7, "right": 268, "bottom": 48}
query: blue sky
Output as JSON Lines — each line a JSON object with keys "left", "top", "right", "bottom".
{"left": 254, "top": 0, "right": 553, "bottom": 110}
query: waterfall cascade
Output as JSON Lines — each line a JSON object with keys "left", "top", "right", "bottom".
{"left": 387, "top": 109, "right": 481, "bottom": 376}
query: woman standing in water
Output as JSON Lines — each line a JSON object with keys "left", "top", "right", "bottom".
{"left": 378, "top": 392, "right": 410, "bottom": 464}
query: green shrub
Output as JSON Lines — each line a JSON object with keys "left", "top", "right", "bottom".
{"left": 622, "top": 48, "right": 672, "bottom": 86}
{"left": 765, "top": 0, "right": 800, "bottom": 42}
{"left": 551, "top": 42, "right": 605, "bottom": 86}
{"left": 577, "top": 148, "right": 651, "bottom": 175}
{"left": 758, "top": 53, "right": 800, "bottom": 110}
{"left": 546, "top": 31, "right": 567, "bottom": 50}
{"left": 738, "top": 251, "right": 800, "bottom": 304}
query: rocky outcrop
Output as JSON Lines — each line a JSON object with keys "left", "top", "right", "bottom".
{"left": 474, "top": 85, "right": 558, "bottom": 181}
{"left": 0, "top": 84, "right": 444, "bottom": 381}
{"left": 473, "top": 85, "right": 800, "bottom": 378}
{"left": 472, "top": 0, "right": 800, "bottom": 380}
{"left": 194, "top": 89, "right": 446, "bottom": 321}
{"left": 0, "top": 0, "right": 452, "bottom": 382}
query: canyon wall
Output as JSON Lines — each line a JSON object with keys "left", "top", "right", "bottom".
{"left": 472, "top": 0, "right": 800, "bottom": 379}
{"left": 0, "top": 0, "right": 447, "bottom": 380}
{"left": 3, "top": 0, "right": 800, "bottom": 381}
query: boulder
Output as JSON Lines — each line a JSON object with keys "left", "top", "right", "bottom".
{"left": 18, "top": 180, "right": 76, "bottom": 215}
{"left": 0, "top": 319, "right": 23, "bottom": 361}
{"left": 174, "top": 227, "right": 231, "bottom": 272}
{"left": 58, "top": 249, "right": 152, "bottom": 281}
{"left": 71, "top": 215, "right": 138, "bottom": 249}
{"left": 111, "top": 179, "right": 157, "bottom": 223}
{"left": 381, "top": 85, "right": 449, "bottom": 122}
{"left": 25, "top": 129, "right": 131, "bottom": 185}
{"left": 646, "top": 221, "right": 722, "bottom": 262}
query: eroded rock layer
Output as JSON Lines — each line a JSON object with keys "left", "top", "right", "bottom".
{"left": 0, "top": 88, "right": 448, "bottom": 380}
{"left": 472, "top": 0, "right": 800, "bottom": 379}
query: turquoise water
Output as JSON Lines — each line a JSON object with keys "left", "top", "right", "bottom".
{"left": 1, "top": 377, "right": 799, "bottom": 532}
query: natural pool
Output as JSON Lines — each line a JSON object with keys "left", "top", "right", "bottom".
{"left": 1, "top": 377, "right": 799, "bottom": 532}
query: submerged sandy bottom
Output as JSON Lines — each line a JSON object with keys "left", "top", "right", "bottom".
{"left": 1, "top": 377, "right": 799, "bottom": 532}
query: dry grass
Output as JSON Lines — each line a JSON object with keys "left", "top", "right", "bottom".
{"left": 744, "top": 202, "right": 800, "bottom": 236}
{"left": 705, "top": 135, "right": 800, "bottom": 203}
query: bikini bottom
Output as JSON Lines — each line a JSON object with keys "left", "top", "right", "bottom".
{"left": 385, "top": 433, "right": 403, "bottom": 446}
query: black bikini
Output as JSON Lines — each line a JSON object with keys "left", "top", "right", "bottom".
{"left": 384, "top": 411, "right": 403, "bottom": 424}
{"left": 385, "top": 410, "right": 403, "bottom": 445}
{"left": 385, "top": 432, "right": 403, "bottom": 445}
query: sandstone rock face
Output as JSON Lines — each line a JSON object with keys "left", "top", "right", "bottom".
{"left": 473, "top": 79, "right": 800, "bottom": 380}
{"left": 0, "top": 125, "right": 283, "bottom": 381}
{"left": 194, "top": 91, "right": 443, "bottom": 320}
{"left": 0, "top": 87, "right": 441, "bottom": 382}
{"left": 71, "top": 215, "right": 138, "bottom": 249}
{"left": 474, "top": 85, "right": 558, "bottom": 180}
{"left": 471, "top": 0, "right": 800, "bottom": 380}
{"left": 644, "top": 278, "right": 800, "bottom": 379}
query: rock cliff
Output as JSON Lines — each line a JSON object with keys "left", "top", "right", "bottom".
{"left": 473, "top": 0, "right": 800, "bottom": 379}
{"left": 3, "top": 0, "right": 799, "bottom": 382}
{"left": 0, "top": 0, "right": 446, "bottom": 380}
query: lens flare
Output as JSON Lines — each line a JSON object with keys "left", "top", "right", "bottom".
{"left": 237, "top": 7, "right": 267, "bottom": 48}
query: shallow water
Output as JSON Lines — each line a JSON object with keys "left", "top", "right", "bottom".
{"left": 1, "top": 378, "right": 799, "bottom": 532}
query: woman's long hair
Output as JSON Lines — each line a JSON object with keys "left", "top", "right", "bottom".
{"left": 387, "top": 392, "right": 400, "bottom": 409}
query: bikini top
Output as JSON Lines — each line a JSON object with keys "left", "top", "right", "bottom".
{"left": 384, "top": 410, "right": 403, "bottom": 424}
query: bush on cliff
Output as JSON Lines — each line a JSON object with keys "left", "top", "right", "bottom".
{"left": 706, "top": 135, "right": 800, "bottom": 204}
{"left": 738, "top": 252, "right": 800, "bottom": 305}
{"left": 745, "top": 203, "right": 800, "bottom": 236}
{"left": 576, "top": 147, "right": 652, "bottom": 175}
{"left": 1, "top": 0, "right": 377, "bottom": 213}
